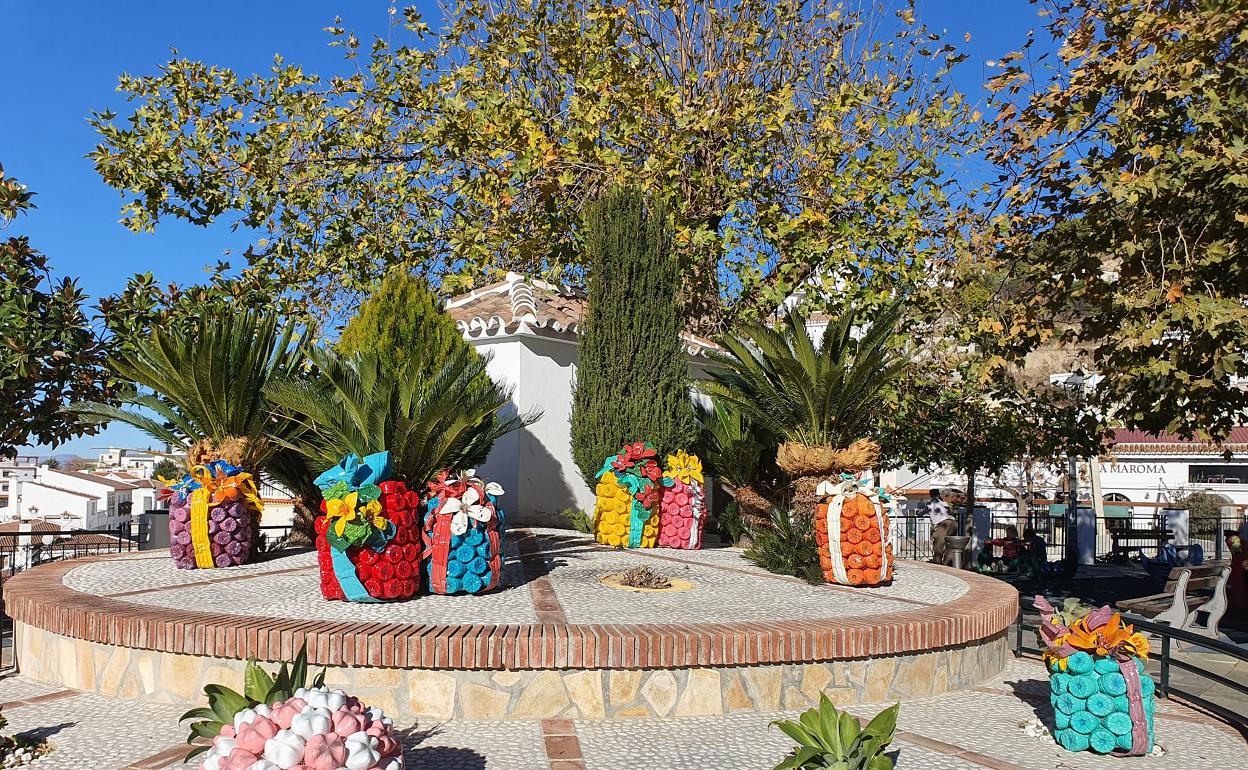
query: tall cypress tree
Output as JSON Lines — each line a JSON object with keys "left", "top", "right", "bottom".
{"left": 571, "top": 188, "right": 699, "bottom": 487}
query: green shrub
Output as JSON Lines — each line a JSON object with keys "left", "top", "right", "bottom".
{"left": 744, "top": 507, "right": 823, "bottom": 584}
{"left": 715, "top": 501, "right": 749, "bottom": 546}
{"left": 772, "top": 695, "right": 899, "bottom": 770}
{"left": 338, "top": 269, "right": 477, "bottom": 381}
{"left": 570, "top": 188, "right": 698, "bottom": 488}
{"left": 557, "top": 508, "right": 594, "bottom": 533}
{"left": 1174, "top": 491, "right": 1230, "bottom": 537}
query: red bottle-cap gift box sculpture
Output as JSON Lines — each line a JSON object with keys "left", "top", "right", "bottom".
{"left": 314, "top": 451, "right": 421, "bottom": 602}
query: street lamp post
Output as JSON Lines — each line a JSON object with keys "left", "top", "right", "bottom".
{"left": 1063, "top": 373, "right": 1085, "bottom": 578}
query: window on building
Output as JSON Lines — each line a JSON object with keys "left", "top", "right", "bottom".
{"left": 1188, "top": 465, "right": 1246, "bottom": 485}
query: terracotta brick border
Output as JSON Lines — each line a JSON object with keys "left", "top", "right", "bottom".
{"left": 4, "top": 552, "right": 1017, "bottom": 671}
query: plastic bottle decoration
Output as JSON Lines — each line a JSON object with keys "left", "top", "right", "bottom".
{"left": 162, "top": 460, "right": 263, "bottom": 570}
{"left": 657, "top": 450, "right": 706, "bottom": 550}
{"left": 1036, "top": 597, "right": 1155, "bottom": 756}
{"left": 812, "top": 474, "right": 896, "bottom": 586}
{"left": 314, "top": 451, "right": 421, "bottom": 602}
{"left": 422, "top": 469, "right": 505, "bottom": 595}
{"left": 196, "top": 687, "right": 404, "bottom": 770}
{"left": 593, "top": 441, "right": 665, "bottom": 548}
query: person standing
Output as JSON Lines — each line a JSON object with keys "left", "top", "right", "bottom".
{"left": 927, "top": 488, "right": 956, "bottom": 565}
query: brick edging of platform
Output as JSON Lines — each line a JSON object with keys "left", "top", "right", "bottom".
{"left": 3, "top": 553, "right": 1018, "bottom": 671}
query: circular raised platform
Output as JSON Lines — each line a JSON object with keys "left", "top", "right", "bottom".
{"left": 6, "top": 528, "right": 1017, "bottom": 720}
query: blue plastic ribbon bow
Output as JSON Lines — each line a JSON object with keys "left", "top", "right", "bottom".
{"left": 314, "top": 450, "right": 392, "bottom": 491}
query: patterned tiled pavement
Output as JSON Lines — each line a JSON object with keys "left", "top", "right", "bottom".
{"left": 2, "top": 657, "right": 1242, "bottom": 769}
{"left": 58, "top": 530, "right": 967, "bottom": 627}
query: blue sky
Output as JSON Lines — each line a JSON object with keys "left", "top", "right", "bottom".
{"left": 3, "top": 1, "right": 1050, "bottom": 458}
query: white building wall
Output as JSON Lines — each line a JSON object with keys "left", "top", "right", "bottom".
{"left": 34, "top": 469, "right": 133, "bottom": 530}
{"left": 15, "top": 485, "right": 94, "bottom": 529}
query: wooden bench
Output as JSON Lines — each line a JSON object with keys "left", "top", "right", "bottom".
{"left": 1118, "top": 564, "right": 1232, "bottom": 641}
{"left": 1108, "top": 527, "right": 1171, "bottom": 561}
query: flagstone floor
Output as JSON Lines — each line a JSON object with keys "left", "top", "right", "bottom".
{"left": 1, "top": 657, "right": 1242, "bottom": 770}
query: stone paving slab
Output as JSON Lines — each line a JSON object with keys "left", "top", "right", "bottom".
{"left": 2, "top": 655, "right": 1242, "bottom": 770}
{"left": 0, "top": 688, "right": 188, "bottom": 770}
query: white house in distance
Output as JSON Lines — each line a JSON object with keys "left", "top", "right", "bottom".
{"left": 446, "top": 273, "right": 718, "bottom": 525}
{"left": 0, "top": 455, "right": 41, "bottom": 520}
{"left": 17, "top": 467, "right": 137, "bottom": 531}
{"left": 95, "top": 447, "right": 162, "bottom": 478}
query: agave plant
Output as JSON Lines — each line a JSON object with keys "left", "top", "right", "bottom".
{"left": 67, "top": 309, "right": 311, "bottom": 474}
{"left": 181, "top": 642, "right": 325, "bottom": 758}
{"left": 265, "top": 345, "right": 539, "bottom": 485}
{"left": 703, "top": 304, "right": 908, "bottom": 512}
{"left": 772, "top": 695, "right": 899, "bottom": 770}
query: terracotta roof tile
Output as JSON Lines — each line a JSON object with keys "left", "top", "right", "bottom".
{"left": 447, "top": 273, "right": 717, "bottom": 355}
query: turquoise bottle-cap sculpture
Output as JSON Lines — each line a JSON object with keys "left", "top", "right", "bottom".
{"left": 1035, "top": 596, "right": 1155, "bottom": 756}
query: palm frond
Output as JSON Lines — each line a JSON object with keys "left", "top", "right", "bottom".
{"left": 706, "top": 303, "right": 909, "bottom": 449}
{"left": 265, "top": 346, "right": 540, "bottom": 485}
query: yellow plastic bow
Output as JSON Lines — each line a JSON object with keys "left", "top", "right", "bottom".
{"left": 663, "top": 450, "right": 704, "bottom": 485}
{"left": 325, "top": 491, "right": 386, "bottom": 537}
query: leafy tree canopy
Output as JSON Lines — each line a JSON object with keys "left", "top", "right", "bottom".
{"left": 0, "top": 164, "right": 112, "bottom": 457}
{"left": 983, "top": 0, "right": 1248, "bottom": 440}
{"left": 89, "top": 0, "right": 977, "bottom": 332}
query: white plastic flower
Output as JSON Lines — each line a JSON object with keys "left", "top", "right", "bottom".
{"left": 233, "top": 704, "right": 272, "bottom": 729}
{"left": 264, "top": 729, "right": 307, "bottom": 770}
{"left": 440, "top": 484, "right": 499, "bottom": 536}
{"left": 290, "top": 707, "right": 331, "bottom": 739}
{"left": 344, "top": 731, "right": 382, "bottom": 770}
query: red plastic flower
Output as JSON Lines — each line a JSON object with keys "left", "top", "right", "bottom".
{"left": 610, "top": 454, "right": 635, "bottom": 472}
{"left": 641, "top": 462, "right": 662, "bottom": 482}
{"left": 625, "top": 441, "right": 656, "bottom": 460}
{"left": 635, "top": 487, "right": 660, "bottom": 508}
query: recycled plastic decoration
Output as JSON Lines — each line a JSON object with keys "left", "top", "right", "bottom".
{"left": 422, "top": 469, "right": 505, "bottom": 595}
{"left": 197, "top": 686, "right": 404, "bottom": 770}
{"left": 657, "top": 450, "right": 706, "bottom": 550}
{"left": 812, "top": 474, "right": 896, "bottom": 586}
{"left": 314, "top": 451, "right": 421, "bottom": 603}
{"left": 1036, "top": 597, "right": 1155, "bottom": 756}
{"left": 163, "top": 460, "right": 263, "bottom": 570}
{"left": 593, "top": 442, "right": 664, "bottom": 548}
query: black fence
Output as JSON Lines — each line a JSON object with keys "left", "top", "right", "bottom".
{"left": 1013, "top": 596, "right": 1248, "bottom": 730}
{"left": 893, "top": 507, "right": 1247, "bottom": 564}
{"left": 1, "top": 524, "right": 137, "bottom": 578}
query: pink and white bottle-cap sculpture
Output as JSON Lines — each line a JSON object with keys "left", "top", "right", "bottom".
{"left": 199, "top": 686, "right": 403, "bottom": 770}
{"left": 657, "top": 451, "right": 706, "bottom": 550}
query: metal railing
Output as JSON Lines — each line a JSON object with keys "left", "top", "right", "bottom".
{"left": 1013, "top": 596, "right": 1248, "bottom": 729}
{"left": 1, "top": 524, "right": 138, "bottom": 578}
{"left": 893, "top": 506, "right": 1247, "bottom": 565}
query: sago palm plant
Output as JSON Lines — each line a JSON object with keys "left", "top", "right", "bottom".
{"left": 695, "top": 400, "right": 784, "bottom": 527}
{"left": 703, "top": 304, "right": 908, "bottom": 513}
{"left": 265, "top": 345, "right": 539, "bottom": 485}
{"left": 68, "top": 309, "right": 310, "bottom": 473}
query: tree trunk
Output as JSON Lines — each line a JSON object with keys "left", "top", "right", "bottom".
{"left": 962, "top": 462, "right": 976, "bottom": 537}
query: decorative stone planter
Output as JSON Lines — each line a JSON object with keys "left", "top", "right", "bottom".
{"left": 422, "top": 470, "right": 505, "bottom": 595}
{"left": 165, "top": 461, "right": 262, "bottom": 570}
{"left": 315, "top": 452, "right": 421, "bottom": 602}
{"left": 812, "top": 475, "right": 896, "bottom": 586}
